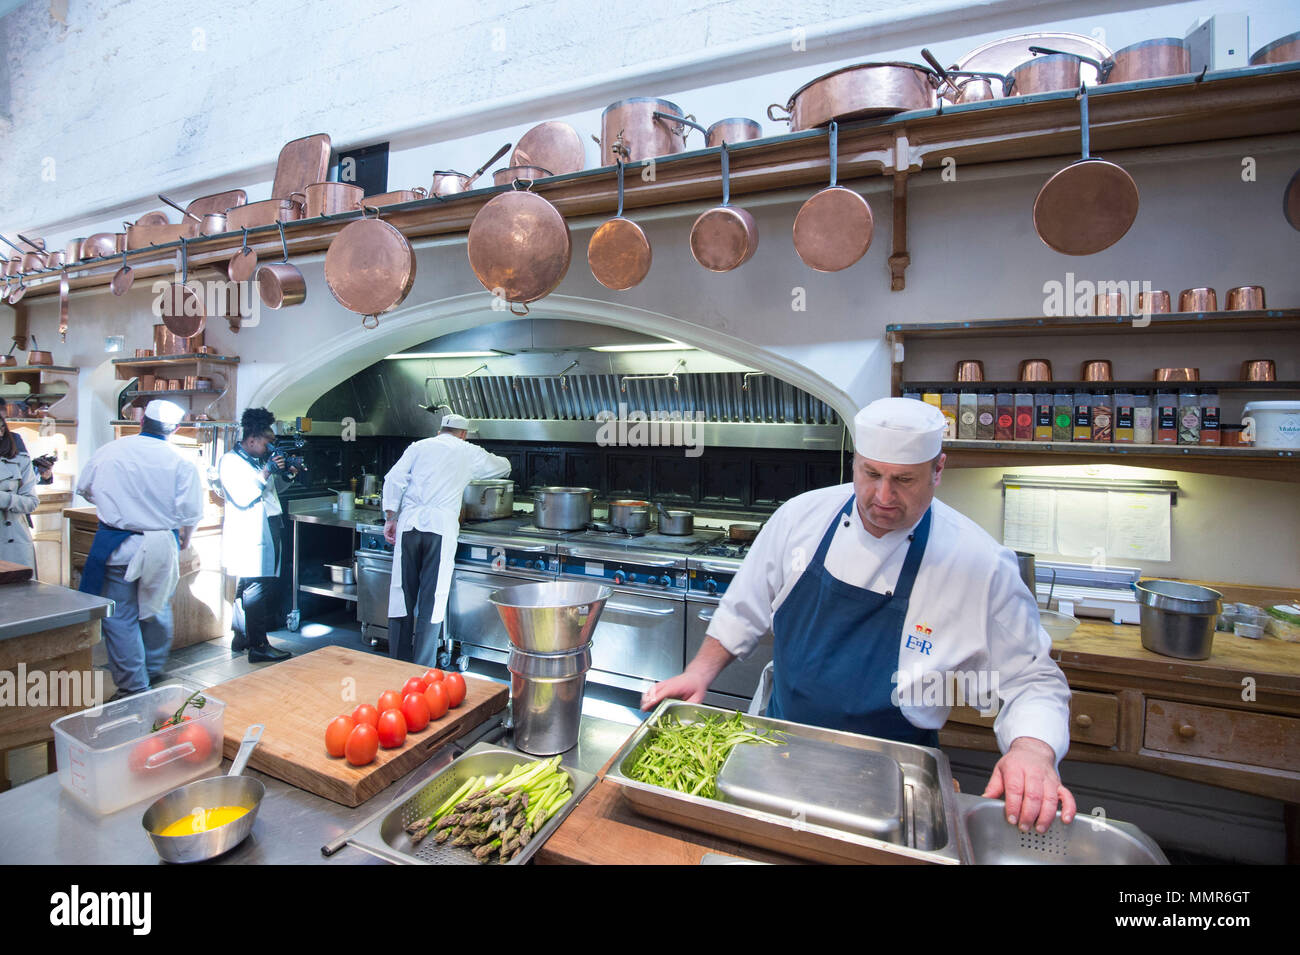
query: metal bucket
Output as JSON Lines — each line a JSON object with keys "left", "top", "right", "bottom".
{"left": 1135, "top": 579, "right": 1222, "bottom": 660}
{"left": 489, "top": 581, "right": 611, "bottom": 652}
{"left": 508, "top": 644, "right": 592, "bottom": 756}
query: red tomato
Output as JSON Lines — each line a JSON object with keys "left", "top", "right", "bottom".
{"left": 402, "top": 676, "right": 428, "bottom": 698}
{"left": 423, "top": 682, "right": 449, "bottom": 720}
{"left": 377, "top": 689, "right": 403, "bottom": 714}
{"left": 178, "top": 722, "right": 212, "bottom": 765}
{"left": 401, "top": 693, "right": 431, "bottom": 732}
{"left": 344, "top": 723, "right": 379, "bottom": 766}
{"left": 351, "top": 703, "right": 379, "bottom": 728}
{"left": 325, "top": 715, "right": 356, "bottom": 758}
{"left": 376, "top": 708, "right": 407, "bottom": 748}
{"left": 129, "top": 735, "right": 167, "bottom": 773}
{"left": 444, "top": 672, "right": 467, "bottom": 708}
{"left": 423, "top": 668, "right": 445, "bottom": 684}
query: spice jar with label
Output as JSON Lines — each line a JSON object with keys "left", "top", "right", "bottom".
{"left": 1199, "top": 390, "right": 1221, "bottom": 446}
{"left": 1178, "top": 388, "right": 1202, "bottom": 445}
{"left": 1014, "top": 390, "right": 1034, "bottom": 441}
{"left": 1072, "top": 388, "right": 1093, "bottom": 441}
{"left": 1034, "top": 393, "right": 1054, "bottom": 441}
{"left": 1091, "top": 391, "right": 1114, "bottom": 442}
{"left": 1155, "top": 389, "right": 1179, "bottom": 443}
{"left": 995, "top": 392, "right": 1015, "bottom": 440}
{"left": 958, "top": 390, "right": 978, "bottom": 440}
{"left": 976, "top": 391, "right": 995, "bottom": 440}
{"left": 1133, "top": 391, "right": 1154, "bottom": 444}
{"left": 1113, "top": 390, "right": 1135, "bottom": 443}
{"left": 1052, "top": 391, "right": 1073, "bottom": 441}
{"left": 940, "top": 391, "right": 958, "bottom": 439}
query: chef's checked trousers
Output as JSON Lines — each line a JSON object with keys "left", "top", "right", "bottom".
{"left": 388, "top": 529, "right": 442, "bottom": 664}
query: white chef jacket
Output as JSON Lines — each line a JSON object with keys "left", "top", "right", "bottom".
{"left": 219, "top": 450, "right": 286, "bottom": 578}
{"left": 707, "top": 483, "right": 1071, "bottom": 764}
{"left": 382, "top": 433, "right": 511, "bottom": 622}
{"left": 75, "top": 434, "right": 204, "bottom": 565}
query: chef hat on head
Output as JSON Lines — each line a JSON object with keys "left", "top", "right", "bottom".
{"left": 144, "top": 399, "right": 186, "bottom": 426}
{"left": 441, "top": 413, "right": 471, "bottom": 431}
{"left": 853, "top": 397, "right": 946, "bottom": 465}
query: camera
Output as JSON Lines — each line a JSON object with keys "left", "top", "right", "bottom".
{"left": 269, "top": 436, "right": 307, "bottom": 475}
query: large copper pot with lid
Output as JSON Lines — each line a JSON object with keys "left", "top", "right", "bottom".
{"left": 596, "top": 98, "right": 693, "bottom": 165}
{"left": 768, "top": 62, "right": 939, "bottom": 131}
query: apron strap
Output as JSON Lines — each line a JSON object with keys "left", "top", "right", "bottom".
{"left": 891, "top": 506, "right": 932, "bottom": 602}
{"left": 809, "top": 494, "right": 856, "bottom": 567}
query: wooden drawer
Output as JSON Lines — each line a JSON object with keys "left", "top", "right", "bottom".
{"left": 947, "top": 690, "right": 1118, "bottom": 747}
{"left": 1144, "top": 699, "right": 1300, "bottom": 772}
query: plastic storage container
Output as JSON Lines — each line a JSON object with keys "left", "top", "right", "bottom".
{"left": 1242, "top": 401, "right": 1300, "bottom": 449}
{"left": 52, "top": 686, "right": 225, "bottom": 814}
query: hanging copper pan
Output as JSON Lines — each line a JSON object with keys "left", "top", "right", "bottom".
{"left": 1284, "top": 168, "right": 1300, "bottom": 232}
{"left": 324, "top": 206, "right": 416, "bottom": 328}
{"left": 467, "top": 184, "right": 570, "bottom": 314}
{"left": 228, "top": 228, "right": 259, "bottom": 282}
{"left": 1032, "top": 85, "right": 1139, "bottom": 255}
{"left": 690, "top": 143, "right": 758, "bottom": 272}
{"left": 588, "top": 158, "right": 652, "bottom": 290}
{"left": 256, "top": 221, "right": 307, "bottom": 309}
{"left": 161, "top": 237, "right": 206, "bottom": 339}
{"left": 792, "top": 121, "right": 873, "bottom": 272}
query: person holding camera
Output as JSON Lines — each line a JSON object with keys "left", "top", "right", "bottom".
{"left": 0, "top": 411, "right": 40, "bottom": 569}
{"left": 220, "top": 407, "right": 298, "bottom": 662}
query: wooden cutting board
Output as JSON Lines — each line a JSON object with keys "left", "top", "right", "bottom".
{"left": 206, "top": 646, "right": 507, "bottom": 806}
{"left": 0, "top": 560, "right": 34, "bottom": 584}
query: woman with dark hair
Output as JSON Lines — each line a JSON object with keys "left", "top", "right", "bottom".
{"left": 220, "top": 407, "right": 299, "bottom": 662}
{"left": 0, "top": 412, "right": 40, "bottom": 568}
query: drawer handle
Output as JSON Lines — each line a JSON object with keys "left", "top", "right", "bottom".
{"left": 1178, "top": 723, "right": 1196, "bottom": 740}
{"left": 1074, "top": 713, "right": 1093, "bottom": 728}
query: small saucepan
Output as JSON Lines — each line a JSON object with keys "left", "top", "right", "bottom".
{"left": 655, "top": 502, "right": 694, "bottom": 536}
{"left": 728, "top": 522, "right": 762, "bottom": 543}
{"left": 27, "top": 335, "right": 53, "bottom": 366}
{"left": 142, "top": 724, "right": 265, "bottom": 864}
{"left": 256, "top": 221, "right": 307, "bottom": 309}
{"left": 431, "top": 142, "right": 512, "bottom": 196}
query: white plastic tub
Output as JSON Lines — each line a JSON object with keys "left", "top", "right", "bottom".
{"left": 51, "top": 686, "right": 224, "bottom": 814}
{"left": 1242, "top": 401, "right": 1300, "bottom": 449}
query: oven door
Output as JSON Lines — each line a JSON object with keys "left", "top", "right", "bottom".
{"left": 585, "top": 586, "right": 685, "bottom": 687}
{"left": 686, "top": 598, "right": 774, "bottom": 701}
{"left": 356, "top": 549, "right": 393, "bottom": 633}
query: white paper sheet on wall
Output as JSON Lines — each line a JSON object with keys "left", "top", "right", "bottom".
{"left": 1002, "top": 486, "right": 1056, "bottom": 552}
{"left": 1105, "top": 491, "right": 1171, "bottom": 562}
{"left": 1055, "top": 490, "right": 1109, "bottom": 559}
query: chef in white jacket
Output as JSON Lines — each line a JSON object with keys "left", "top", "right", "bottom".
{"left": 644, "top": 397, "right": 1075, "bottom": 835}
{"left": 382, "top": 414, "right": 511, "bottom": 663}
{"left": 76, "top": 400, "right": 203, "bottom": 698}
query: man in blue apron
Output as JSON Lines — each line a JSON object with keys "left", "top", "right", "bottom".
{"left": 76, "top": 400, "right": 204, "bottom": 699}
{"left": 644, "top": 397, "right": 1074, "bottom": 835}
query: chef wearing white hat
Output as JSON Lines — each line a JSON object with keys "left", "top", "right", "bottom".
{"left": 76, "top": 400, "right": 204, "bottom": 698}
{"left": 644, "top": 397, "right": 1075, "bottom": 834}
{"left": 382, "top": 412, "right": 511, "bottom": 663}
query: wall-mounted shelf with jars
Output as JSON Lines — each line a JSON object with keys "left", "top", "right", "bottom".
{"left": 112, "top": 354, "right": 238, "bottom": 429}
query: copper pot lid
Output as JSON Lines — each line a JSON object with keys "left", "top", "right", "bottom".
{"left": 1033, "top": 86, "right": 1138, "bottom": 255}
{"left": 467, "top": 187, "right": 571, "bottom": 311}
{"left": 513, "top": 122, "right": 586, "bottom": 176}
{"left": 588, "top": 159, "right": 651, "bottom": 291}
{"left": 325, "top": 213, "right": 417, "bottom": 323}
{"left": 690, "top": 144, "right": 758, "bottom": 272}
{"left": 793, "top": 123, "right": 873, "bottom": 272}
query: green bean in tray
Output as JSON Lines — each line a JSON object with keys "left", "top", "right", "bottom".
{"left": 625, "top": 711, "right": 785, "bottom": 799}
{"left": 403, "top": 756, "right": 574, "bottom": 864}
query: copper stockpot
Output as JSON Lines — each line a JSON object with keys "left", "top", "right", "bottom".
{"left": 1241, "top": 360, "right": 1276, "bottom": 382}
{"left": 493, "top": 166, "right": 552, "bottom": 187}
{"left": 956, "top": 360, "right": 986, "bottom": 382}
{"left": 1094, "top": 291, "right": 1128, "bottom": 315}
{"left": 769, "top": 62, "right": 938, "bottom": 130}
{"left": 1082, "top": 359, "right": 1113, "bottom": 382}
{"left": 224, "top": 198, "right": 302, "bottom": 230}
{"left": 81, "top": 233, "right": 125, "bottom": 259}
{"left": 295, "top": 181, "right": 365, "bottom": 218}
{"left": 1019, "top": 359, "right": 1053, "bottom": 382}
{"left": 1102, "top": 38, "right": 1191, "bottom": 83}
{"left": 597, "top": 98, "right": 692, "bottom": 164}
{"left": 1225, "top": 286, "right": 1265, "bottom": 310}
{"left": 1135, "top": 290, "right": 1171, "bottom": 314}
{"left": 1006, "top": 47, "right": 1105, "bottom": 95}
{"left": 1250, "top": 30, "right": 1300, "bottom": 65}
{"left": 1178, "top": 288, "right": 1217, "bottom": 312}
{"left": 1154, "top": 367, "right": 1200, "bottom": 382}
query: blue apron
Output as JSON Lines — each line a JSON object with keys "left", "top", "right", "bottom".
{"left": 78, "top": 432, "right": 178, "bottom": 597}
{"left": 768, "top": 494, "right": 938, "bottom": 747}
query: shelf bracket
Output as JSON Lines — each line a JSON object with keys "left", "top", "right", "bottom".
{"left": 886, "top": 133, "right": 914, "bottom": 292}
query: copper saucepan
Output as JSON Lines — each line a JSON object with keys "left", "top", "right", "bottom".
{"left": 922, "top": 49, "right": 1006, "bottom": 104}
{"left": 792, "top": 121, "right": 873, "bottom": 273}
{"left": 224, "top": 198, "right": 302, "bottom": 230}
{"left": 690, "top": 143, "right": 758, "bottom": 272}
{"left": 430, "top": 142, "right": 512, "bottom": 196}
{"left": 1007, "top": 46, "right": 1106, "bottom": 95}
{"left": 587, "top": 158, "right": 652, "bottom": 291}
{"left": 159, "top": 194, "right": 227, "bottom": 235}
{"left": 160, "top": 237, "right": 206, "bottom": 340}
{"left": 27, "top": 335, "right": 52, "bottom": 366}
{"left": 492, "top": 166, "right": 552, "bottom": 187}
{"left": 670, "top": 114, "right": 763, "bottom": 150}
{"left": 256, "top": 221, "right": 307, "bottom": 309}
{"left": 728, "top": 522, "right": 762, "bottom": 543}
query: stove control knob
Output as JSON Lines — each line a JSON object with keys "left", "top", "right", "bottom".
{"left": 658, "top": 575, "right": 672, "bottom": 588}
{"left": 705, "top": 577, "right": 719, "bottom": 595}
{"left": 613, "top": 571, "right": 626, "bottom": 584}
{"left": 531, "top": 558, "right": 545, "bottom": 571}
{"left": 625, "top": 572, "right": 637, "bottom": 584}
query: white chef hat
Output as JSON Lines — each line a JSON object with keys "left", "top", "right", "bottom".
{"left": 853, "top": 397, "right": 946, "bottom": 464}
{"left": 441, "top": 413, "right": 471, "bottom": 431}
{"left": 144, "top": 399, "right": 186, "bottom": 426}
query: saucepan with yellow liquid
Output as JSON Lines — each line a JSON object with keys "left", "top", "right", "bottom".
{"left": 142, "top": 724, "right": 265, "bottom": 863}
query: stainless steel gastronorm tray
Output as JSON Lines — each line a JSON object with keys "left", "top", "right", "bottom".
{"left": 607, "top": 701, "right": 968, "bottom": 865}
{"left": 347, "top": 743, "right": 596, "bottom": 865}
{"left": 956, "top": 792, "right": 1169, "bottom": 865}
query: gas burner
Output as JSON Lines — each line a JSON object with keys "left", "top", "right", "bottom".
{"left": 699, "top": 542, "right": 750, "bottom": 560}
{"left": 584, "top": 521, "right": 641, "bottom": 537}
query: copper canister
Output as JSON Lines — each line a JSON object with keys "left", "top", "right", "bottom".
{"left": 1094, "top": 291, "right": 1128, "bottom": 316}
{"left": 1225, "top": 285, "right": 1265, "bottom": 310}
{"left": 137, "top": 373, "right": 156, "bottom": 391}
{"left": 1135, "top": 290, "right": 1171, "bottom": 314}
{"left": 1018, "top": 359, "right": 1053, "bottom": 382}
{"left": 1241, "top": 360, "right": 1276, "bottom": 382}
{"left": 598, "top": 97, "right": 692, "bottom": 165}
{"left": 1154, "top": 367, "right": 1200, "bottom": 381}
{"left": 1082, "top": 360, "right": 1113, "bottom": 381}
{"left": 955, "top": 360, "right": 985, "bottom": 382}
{"left": 706, "top": 118, "right": 762, "bottom": 148}
{"left": 134, "top": 348, "right": 154, "bottom": 358}
{"left": 1178, "top": 288, "right": 1217, "bottom": 312}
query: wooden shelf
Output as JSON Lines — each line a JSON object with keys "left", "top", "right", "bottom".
{"left": 941, "top": 439, "right": 1298, "bottom": 482}
{"left": 111, "top": 419, "right": 234, "bottom": 429}
{"left": 123, "top": 389, "right": 222, "bottom": 398}
{"left": 4, "top": 418, "right": 75, "bottom": 427}
{"left": 113, "top": 354, "right": 239, "bottom": 378}
{"left": 9, "top": 64, "right": 1300, "bottom": 302}
{"left": 888, "top": 310, "right": 1300, "bottom": 339}
{"left": 1, "top": 365, "right": 77, "bottom": 377}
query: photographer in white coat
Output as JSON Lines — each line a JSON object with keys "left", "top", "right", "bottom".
{"left": 383, "top": 413, "right": 511, "bottom": 663}
{"left": 644, "top": 397, "right": 1075, "bottom": 836}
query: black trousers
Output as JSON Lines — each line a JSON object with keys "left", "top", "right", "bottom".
{"left": 234, "top": 516, "right": 282, "bottom": 648}
{"left": 388, "top": 529, "right": 442, "bottom": 663}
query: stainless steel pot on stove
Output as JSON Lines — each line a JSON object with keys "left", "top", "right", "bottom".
{"left": 533, "top": 487, "right": 594, "bottom": 530}
{"left": 655, "top": 502, "right": 695, "bottom": 536}
{"left": 607, "top": 499, "right": 651, "bottom": 534}
{"left": 463, "top": 479, "right": 515, "bottom": 521}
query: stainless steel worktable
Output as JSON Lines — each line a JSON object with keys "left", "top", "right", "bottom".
{"left": 0, "top": 580, "right": 115, "bottom": 641}
{"left": 0, "top": 709, "right": 637, "bottom": 865}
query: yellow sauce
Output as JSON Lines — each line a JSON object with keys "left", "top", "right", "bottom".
{"left": 157, "top": 806, "right": 249, "bottom": 837}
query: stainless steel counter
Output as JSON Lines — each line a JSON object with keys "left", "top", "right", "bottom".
{"left": 0, "top": 580, "right": 115, "bottom": 641}
{"left": 0, "top": 709, "right": 637, "bottom": 865}
{"left": 288, "top": 503, "right": 385, "bottom": 531}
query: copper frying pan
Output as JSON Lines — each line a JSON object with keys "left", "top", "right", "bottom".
{"left": 466, "top": 183, "right": 571, "bottom": 315}
{"left": 324, "top": 206, "right": 416, "bottom": 328}
{"left": 1032, "top": 84, "right": 1139, "bottom": 255}
{"left": 111, "top": 251, "right": 135, "bottom": 296}
{"left": 228, "top": 228, "right": 258, "bottom": 282}
{"left": 792, "top": 121, "right": 873, "bottom": 272}
{"left": 690, "top": 143, "right": 758, "bottom": 272}
{"left": 162, "top": 238, "right": 206, "bottom": 339}
{"left": 588, "top": 158, "right": 651, "bottom": 290}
